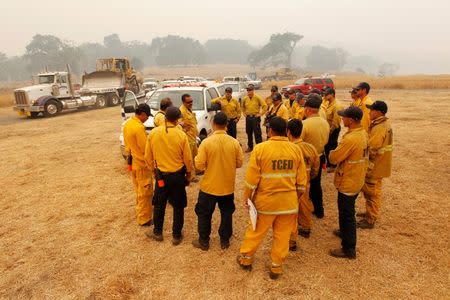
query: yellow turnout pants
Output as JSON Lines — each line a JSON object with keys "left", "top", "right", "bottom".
{"left": 361, "top": 178, "right": 383, "bottom": 224}
{"left": 290, "top": 185, "right": 313, "bottom": 242}
{"left": 240, "top": 214, "right": 296, "bottom": 270}
{"left": 131, "top": 167, "right": 153, "bottom": 225}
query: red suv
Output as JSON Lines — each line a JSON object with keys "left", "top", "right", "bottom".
{"left": 281, "top": 77, "right": 334, "bottom": 95}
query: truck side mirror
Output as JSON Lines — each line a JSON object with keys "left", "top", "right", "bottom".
{"left": 123, "top": 105, "right": 136, "bottom": 113}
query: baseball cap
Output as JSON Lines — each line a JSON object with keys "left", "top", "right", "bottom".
{"left": 270, "top": 86, "right": 278, "bottom": 92}
{"left": 272, "top": 92, "right": 282, "bottom": 102}
{"left": 304, "top": 93, "right": 322, "bottom": 109}
{"left": 296, "top": 92, "right": 305, "bottom": 100}
{"left": 353, "top": 82, "right": 370, "bottom": 92}
{"left": 338, "top": 106, "right": 363, "bottom": 121}
{"left": 323, "top": 87, "right": 335, "bottom": 96}
{"left": 366, "top": 100, "right": 388, "bottom": 114}
{"left": 246, "top": 84, "right": 255, "bottom": 91}
{"left": 166, "top": 106, "right": 181, "bottom": 122}
{"left": 225, "top": 87, "right": 232, "bottom": 93}
{"left": 287, "top": 89, "right": 296, "bottom": 94}
{"left": 136, "top": 103, "right": 151, "bottom": 116}
{"left": 310, "top": 88, "right": 321, "bottom": 94}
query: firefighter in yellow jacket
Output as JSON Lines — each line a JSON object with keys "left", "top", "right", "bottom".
{"left": 153, "top": 98, "right": 173, "bottom": 127}
{"left": 358, "top": 101, "right": 393, "bottom": 229}
{"left": 179, "top": 93, "right": 198, "bottom": 160}
{"left": 144, "top": 107, "right": 193, "bottom": 245}
{"left": 329, "top": 106, "right": 369, "bottom": 259}
{"left": 351, "top": 82, "right": 373, "bottom": 133}
{"left": 211, "top": 87, "right": 241, "bottom": 138}
{"left": 237, "top": 117, "right": 307, "bottom": 279}
{"left": 287, "top": 119, "right": 320, "bottom": 251}
{"left": 322, "top": 88, "right": 342, "bottom": 173}
{"left": 284, "top": 89, "right": 302, "bottom": 119}
{"left": 265, "top": 85, "right": 278, "bottom": 108}
{"left": 192, "top": 112, "right": 244, "bottom": 251}
{"left": 123, "top": 103, "right": 153, "bottom": 226}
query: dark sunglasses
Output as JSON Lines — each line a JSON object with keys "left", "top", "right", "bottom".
{"left": 185, "top": 101, "right": 193, "bottom": 104}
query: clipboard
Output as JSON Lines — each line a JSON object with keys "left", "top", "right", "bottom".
{"left": 247, "top": 199, "right": 257, "bottom": 231}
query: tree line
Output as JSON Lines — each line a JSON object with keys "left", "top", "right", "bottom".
{"left": 0, "top": 32, "right": 397, "bottom": 82}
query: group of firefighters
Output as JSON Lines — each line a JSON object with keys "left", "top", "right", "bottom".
{"left": 123, "top": 81, "right": 393, "bottom": 279}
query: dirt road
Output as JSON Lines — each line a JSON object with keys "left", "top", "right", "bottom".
{"left": 0, "top": 89, "right": 449, "bottom": 298}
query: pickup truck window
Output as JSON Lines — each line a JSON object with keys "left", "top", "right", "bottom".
{"left": 147, "top": 90, "right": 204, "bottom": 111}
{"left": 123, "top": 92, "right": 138, "bottom": 109}
{"left": 305, "top": 79, "right": 313, "bottom": 85}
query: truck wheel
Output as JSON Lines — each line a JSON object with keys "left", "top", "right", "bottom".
{"left": 107, "top": 94, "right": 120, "bottom": 106}
{"left": 43, "top": 100, "right": 60, "bottom": 117}
{"left": 95, "top": 95, "right": 107, "bottom": 108}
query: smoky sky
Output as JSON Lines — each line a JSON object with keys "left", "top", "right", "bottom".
{"left": 1, "top": 0, "right": 449, "bottom": 74}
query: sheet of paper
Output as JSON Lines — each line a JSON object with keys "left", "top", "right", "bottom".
{"left": 247, "top": 199, "right": 257, "bottom": 231}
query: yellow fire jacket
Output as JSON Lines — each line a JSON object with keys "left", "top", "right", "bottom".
{"left": 123, "top": 116, "right": 148, "bottom": 170}
{"left": 195, "top": 130, "right": 244, "bottom": 196}
{"left": 292, "top": 138, "right": 320, "bottom": 181}
{"left": 321, "top": 99, "right": 342, "bottom": 131}
{"left": 265, "top": 95, "right": 273, "bottom": 108}
{"left": 153, "top": 110, "right": 166, "bottom": 127}
{"left": 144, "top": 122, "right": 193, "bottom": 173}
{"left": 180, "top": 104, "right": 198, "bottom": 142}
{"left": 244, "top": 136, "right": 307, "bottom": 215}
{"left": 301, "top": 114, "right": 330, "bottom": 155}
{"left": 284, "top": 99, "right": 303, "bottom": 120}
{"left": 242, "top": 93, "right": 267, "bottom": 116}
{"left": 367, "top": 116, "right": 393, "bottom": 179}
{"left": 352, "top": 95, "right": 373, "bottom": 133}
{"left": 267, "top": 103, "right": 289, "bottom": 121}
{"left": 329, "top": 127, "right": 369, "bottom": 194}
{"left": 211, "top": 96, "right": 241, "bottom": 119}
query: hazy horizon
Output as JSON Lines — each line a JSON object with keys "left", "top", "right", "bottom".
{"left": 2, "top": 0, "right": 449, "bottom": 74}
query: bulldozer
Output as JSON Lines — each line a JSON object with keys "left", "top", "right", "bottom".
{"left": 94, "top": 58, "right": 141, "bottom": 94}
{"left": 262, "top": 68, "right": 297, "bottom": 81}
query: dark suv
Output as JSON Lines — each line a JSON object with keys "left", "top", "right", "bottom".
{"left": 281, "top": 77, "right": 334, "bottom": 95}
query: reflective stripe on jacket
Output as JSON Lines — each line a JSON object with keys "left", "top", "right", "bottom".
{"left": 329, "top": 127, "right": 369, "bottom": 194}
{"left": 244, "top": 136, "right": 307, "bottom": 215}
{"left": 367, "top": 116, "right": 393, "bottom": 179}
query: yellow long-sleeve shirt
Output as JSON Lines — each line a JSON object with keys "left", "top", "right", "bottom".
{"left": 284, "top": 99, "right": 303, "bottom": 120}
{"left": 180, "top": 104, "right": 198, "bottom": 142}
{"left": 265, "top": 95, "right": 273, "bottom": 107}
{"left": 153, "top": 110, "right": 166, "bottom": 127}
{"left": 292, "top": 138, "right": 320, "bottom": 181}
{"left": 195, "top": 130, "right": 244, "bottom": 196}
{"left": 321, "top": 99, "right": 342, "bottom": 131}
{"left": 301, "top": 114, "right": 330, "bottom": 155}
{"left": 144, "top": 122, "right": 193, "bottom": 173}
{"left": 123, "top": 116, "right": 148, "bottom": 170}
{"left": 267, "top": 103, "right": 289, "bottom": 121}
{"left": 242, "top": 93, "right": 267, "bottom": 116}
{"left": 211, "top": 96, "right": 241, "bottom": 119}
{"left": 329, "top": 127, "right": 369, "bottom": 194}
{"left": 367, "top": 116, "right": 393, "bottom": 179}
{"left": 244, "top": 136, "right": 307, "bottom": 215}
{"left": 351, "top": 95, "right": 373, "bottom": 133}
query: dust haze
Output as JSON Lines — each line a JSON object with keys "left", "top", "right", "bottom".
{"left": 1, "top": 0, "right": 450, "bottom": 74}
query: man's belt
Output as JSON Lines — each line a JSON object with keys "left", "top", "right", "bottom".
{"left": 157, "top": 167, "right": 186, "bottom": 176}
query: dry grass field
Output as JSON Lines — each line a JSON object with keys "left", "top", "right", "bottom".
{"left": 0, "top": 85, "right": 449, "bottom": 299}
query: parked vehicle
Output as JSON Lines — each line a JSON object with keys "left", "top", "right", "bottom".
{"left": 262, "top": 68, "right": 297, "bottom": 81}
{"left": 216, "top": 82, "right": 247, "bottom": 103}
{"left": 80, "top": 57, "right": 142, "bottom": 107}
{"left": 246, "top": 72, "right": 262, "bottom": 89}
{"left": 12, "top": 68, "right": 99, "bottom": 118}
{"left": 142, "top": 77, "right": 158, "bottom": 93}
{"left": 119, "top": 85, "right": 220, "bottom": 158}
{"left": 281, "top": 77, "right": 335, "bottom": 95}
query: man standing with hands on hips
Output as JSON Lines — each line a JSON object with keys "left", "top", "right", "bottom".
{"left": 211, "top": 87, "right": 241, "bottom": 138}
{"left": 242, "top": 84, "right": 267, "bottom": 152}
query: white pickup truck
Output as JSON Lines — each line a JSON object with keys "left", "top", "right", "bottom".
{"left": 119, "top": 84, "right": 221, "bottom": 158}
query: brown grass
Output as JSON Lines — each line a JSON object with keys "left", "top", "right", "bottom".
{"left": 0, "top": 88, "right": 449, "bottom": 298}
{"left": 0, "top": 88, "right": 16, "bottom": 108}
